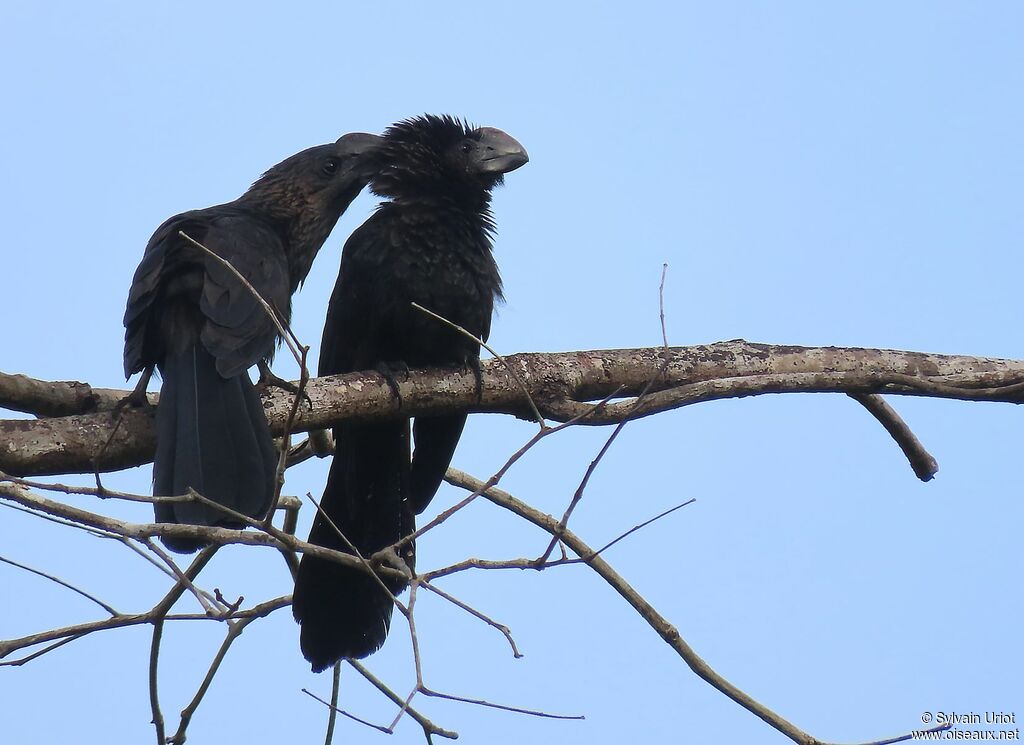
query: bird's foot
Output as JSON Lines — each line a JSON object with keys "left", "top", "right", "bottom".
{"left": 466, "top": 357, "right": 483, "bottom": 404}
{"left": 376, "top": 361, "right": 410, "bottom": 408}
{"left": 113, "top": 368, "right": 154, "bottom": 416}
{"left": 257, "top": 362, "right": 312, "bottom": 408}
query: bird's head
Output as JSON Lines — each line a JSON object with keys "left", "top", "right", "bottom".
{"left": 369, "top": 115, "right": 528, "bottom": 206}
{"left": 237, "top": 132, "right": 382, "bottom": 286}
{"left": 241, "top": 132, "right": 383, "bottom": 219}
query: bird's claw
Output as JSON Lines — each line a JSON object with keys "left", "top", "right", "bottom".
{"left": 257, "top": 363, "right": 312, "bottom": 409}
{"left": 114, "top": 368, "right": 155, "bottom": 416}
{"left": 376, "top": 361, "right": 410, "bottom": 408}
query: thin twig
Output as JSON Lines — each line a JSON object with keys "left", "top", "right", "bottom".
{"left": 150, "top": 547, "right": 219, "bottom": 617}
{"left": 177, "top": 230, "right": 302, "bottom": 367}
{"left": 538, "top": 268, "right": 674, "bottom": 562}
{"left": 146, "top": 547, "right": 218, "bottom": 745}
{"left": 421, "top": 555, "right": 566, "bottom": 581}
{"left": 149, "top": 617, "right": 165, "bottom": 745}
{"left": 143, "top": 537, "right": 221, "bottom": 615}
{"left": 411, "top": 301, "right": 545, "bottom": 428}
{"left": 301, "top": 688, "right": 392, "bottom": 735}
{"left": 347, "top": 660, "right": 459, "bottom": 740}
{"left": 659, "top": 263, "right": 669, "bottom": 351}
{"left": 266, "top": 340, "right": 311, "bottom": 520}
{"left": 0, "top": 499, "right": 121, "bottom": 537}
{"left": 0, "top": 554, "right": 119, "bottom": 616}
{"left": 0, "top": 472, "right": 156, "bottom": 502}
{"left": 420, "top": 686, "right": 584, "bottom": 720}
{"left": 0, "top": 596, "right": 290, "bottom": 662}
{"left": 324, "top": 662, "right": 342, "bottom": 745}
{"left": 0, "top": 635, "right": 80, "bottom": 667}
{"left": 585, "top": 498, "right": 696, "bottom": 559}
{"left": 1, "top": 497, "right": 224, "bottom": 607}
{"left": 0, "top": 482, "right": 405, "bottom": 582}
{"left": 114, "top": 534, "right": 220, "bottom": 601}
{"left": 389, "top": 585, "right": 424, "bottom": 731}
{"left": 398, "top": 387, "right": 624, "bottom": 553}
{"left": 420, "top": 580, "right": 523, "bottom": 658}
{"left": 302, "top": 491, "right": 407, "bottom": 616}
{"left": 168, "top": 615, "right": 264, "bottom": 745}
{"left": 264, "top": 341, "right": 311, "bottom": 585}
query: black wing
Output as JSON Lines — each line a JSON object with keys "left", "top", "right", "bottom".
{"left": 123, "top": 208, "right": 290, "bottom": 379}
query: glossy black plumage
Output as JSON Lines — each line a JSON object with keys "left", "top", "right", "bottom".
{"left": 123, "top": 134, "right": 381, "bottom": 552}
{"left": 293, "top": 115, "right": 528, "bottom": 669}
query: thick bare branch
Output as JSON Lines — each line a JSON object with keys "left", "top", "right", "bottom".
{"left": 4, "top": 342, "right": 1024, "bottom": 477}
{"left": 0, "top": 370, "right": 149, "bottom": 417}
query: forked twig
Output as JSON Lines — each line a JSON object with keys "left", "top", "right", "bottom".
{"left": 443, "top": 470, "right": 829, "bottom": 744}
{"left": 302, "top": 688, "right": 392, "bottom": 735}
{"left": 347, "top": 660, "right": 459, "bottom": 740}
{"left": 420, "top": 580, "right": 523, "bottom": 658}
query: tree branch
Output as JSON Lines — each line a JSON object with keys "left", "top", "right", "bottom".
{"left": 444, "top": 468, "right": 936, "bottom": 745}
{"left": 847, "top": 393, "right": 938, "bottom": 481}
{"left": 0, "top": 369, "right": 149, "bottom": 417}
{"left": 3, "top": 342, "right": 1022, "bottom": 478}
{"left": 0, "top": 481, "right": 406, "bottom": 582}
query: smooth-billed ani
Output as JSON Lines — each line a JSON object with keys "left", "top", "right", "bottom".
{"left": 292, "top": 115, "right": 528, "bottom": 670}
{"left": 123, "top": 133, "right": 381, "bottom": 553}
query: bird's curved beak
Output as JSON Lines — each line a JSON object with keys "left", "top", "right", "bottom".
{"left": 336, "top": 132, "right": 384, "bottom": 157}
{"left": 474, "top": 127, "right": 529, "bottom": 175}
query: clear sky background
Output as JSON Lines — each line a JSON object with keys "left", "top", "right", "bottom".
{"left": 2, "top": 2, "right": 1021, "bottom": 743}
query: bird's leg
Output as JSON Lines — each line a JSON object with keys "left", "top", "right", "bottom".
{"left": 376, "top": 360, "right": 410, "bottom": 408}
{"left": 113, "top": 366, "right": 155, "bottom": 414}
{"left": 256, "top": 359, "right": 296, "bottom": 392}
{"left": 257, "top": 360, "right": 312, "bottom": 408}
{"left": 98, "top": 366, "right": 155, "bottom": 491}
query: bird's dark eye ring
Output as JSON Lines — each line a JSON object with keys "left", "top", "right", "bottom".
{"left": 322, "top": 158, "right": 339, "bottom": 175}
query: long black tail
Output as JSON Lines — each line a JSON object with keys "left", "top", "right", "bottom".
{"left": 153, "top": 343, "right": 278, "bottom": 553}
{"left": 409, "top": 413, "right": 466, "bottom": 513}
{"left": 293, "top": 420, "right": 413, "bottom": 671}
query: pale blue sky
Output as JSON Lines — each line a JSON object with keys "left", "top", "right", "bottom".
{"left": 2, "top": 2, "right": 1021, "bottom": 743}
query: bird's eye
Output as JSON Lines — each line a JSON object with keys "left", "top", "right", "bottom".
{"left": 322, "top": 158, "right": 339, "bottom": 175}
{"left": 460, "top": 142, "right": 473, "bottom": 154}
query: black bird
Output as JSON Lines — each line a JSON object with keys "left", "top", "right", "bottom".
{"left": 123, "top": 133, "right": 382, "bottom": 553}
{"left": 292, "top": 115, "right": 528, "bottom": 670}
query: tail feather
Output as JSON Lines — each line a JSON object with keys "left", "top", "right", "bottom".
{"left": 153, "top": 344, "right": 277, "bottom": 553}
{"left": 293, "top": 420, "right": 413, "bottom": 670}
{"left": 409, "top": 413, "right": 466, "bottom": 514}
